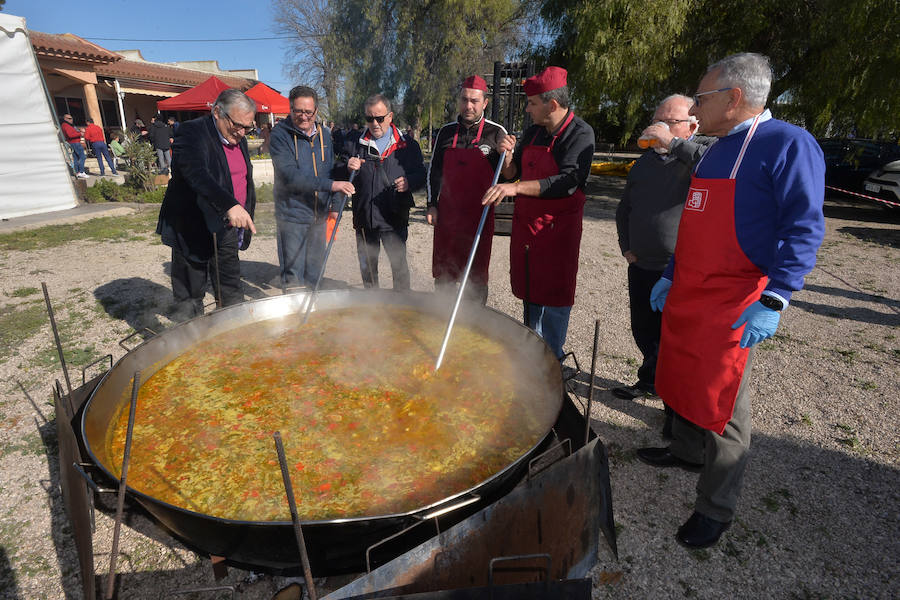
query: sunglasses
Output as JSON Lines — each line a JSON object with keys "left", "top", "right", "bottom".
{"left": 655, "top": 118, "right": 693, "bottom": 127}
{"left": 365, "top": 114, "right": 389, "bottom": 123}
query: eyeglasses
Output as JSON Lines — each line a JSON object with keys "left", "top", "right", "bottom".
{"left": 222, "top": 111, "right": 255, "bottom": 132}
{"left": 291, "top": 108, "right": 316, "bottom": 117}
{"left": 692, "top": 87, "right": 733, "bottom": 106}
{"left": 365, "top": 114, "right": 389, "bottom": 123}
{"left": 656, "top": 118, "right": 693, "bottom": 127}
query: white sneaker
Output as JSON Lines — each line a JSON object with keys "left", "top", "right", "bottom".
{"left": 76, "top": 172, "right": 89, "bottom": 179}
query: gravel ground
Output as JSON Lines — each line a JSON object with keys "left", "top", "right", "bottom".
{"left": 0, "top": 177, "right": 897, "bottom": 599}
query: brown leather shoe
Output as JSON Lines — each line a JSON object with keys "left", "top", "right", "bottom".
{"left": 676, "top": 512, "right": 731, "bottom": 548}
{"left": 636, "top": 447, "right": 703, "bottom": 472}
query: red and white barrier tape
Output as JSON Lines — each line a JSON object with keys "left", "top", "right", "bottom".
{"left": 826, "top": 185, "right": 900, "bottom": 208}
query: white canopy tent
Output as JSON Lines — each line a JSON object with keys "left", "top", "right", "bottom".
{"left": 0, "top": 14, "right": 77, "bottom": 220}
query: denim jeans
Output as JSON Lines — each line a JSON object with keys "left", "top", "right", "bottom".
{"left": 91, "top": 142, "right": 117, "bottom": 175}
{"left": 355, "top": 228, "right": 410, "bottom": 291}
{"left": 70, "top": 142, "right": 85, "bottom": 174}
{"left": 276, "top": 218, "right": 327, "bottom": 288}
{"left": 523, "top": 301, "right": 572, "bottom": 360}
{"left": 156, "top": 148, "right": 172, "bottom": 173}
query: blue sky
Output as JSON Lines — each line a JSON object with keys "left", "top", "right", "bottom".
{"left": 7, "top": 0, "right": 296, "bottom": 92}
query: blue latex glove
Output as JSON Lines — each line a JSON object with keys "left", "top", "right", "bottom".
{"left": 731, "top": 301, "right": 781, "bottom": 348}
{"left": 649, "top": 278, "right": 672, "bottom": 312}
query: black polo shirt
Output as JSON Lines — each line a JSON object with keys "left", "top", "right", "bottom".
{"left": 512, "top": 110, "right": 595, "bottom": 198}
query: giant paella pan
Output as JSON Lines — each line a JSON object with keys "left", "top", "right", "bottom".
{"left": 81, "top": 290, "right": 565, "bottom": 574}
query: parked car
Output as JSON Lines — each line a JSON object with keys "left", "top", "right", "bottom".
{"left": 863, "top": 159, "right": 900, "bottom": 207}
{"left": 817, "top": 138, "right": 900, "bottom": 194}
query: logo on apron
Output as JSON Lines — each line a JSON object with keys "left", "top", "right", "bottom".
{"left": 685, "top": 188, "right": 708, "bottom": 212}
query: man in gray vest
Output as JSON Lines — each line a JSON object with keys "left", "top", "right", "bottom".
{"left": 614, "top": 94, "right": 715, "bottom": 436}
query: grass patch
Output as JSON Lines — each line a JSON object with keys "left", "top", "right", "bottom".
{"left": 853, "top": 379, "right": 877, "bottom": 391}
{"left": 0, "top": 209, "right": 160, "bottom": 252}
{"left": 0, "top": 303, "right": 47, "bottom": 362}
{"left": 7, "top": 287, "right": 39, "bottom": 298}
{"left": 833, "top": 348, "right": 858, "bottom": 363}
{"left": 256, "top": 182, "right": 274, "bottom": 203}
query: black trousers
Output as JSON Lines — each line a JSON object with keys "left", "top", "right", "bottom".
{"left": 627, "top": 264, "right": 664, "bottom": 387}
{"left": 170, "top": 228, "right": 242, "bottom": 317}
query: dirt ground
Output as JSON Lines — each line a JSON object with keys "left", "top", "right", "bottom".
{"left": 0, "top": 177, "right": 897, "bottom": 599}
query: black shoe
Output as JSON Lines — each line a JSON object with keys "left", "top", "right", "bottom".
{"left": 612, "top": 382, "right": 655, "bottom": 399}
{"left": 636, "top": 447, "right": 703, "bottom": 472}
{"left": 676, "top": 512, "right": 731, "bottom": 548}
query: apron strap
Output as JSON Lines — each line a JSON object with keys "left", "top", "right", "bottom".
{"left": 693, "top": 112, "right": 764, "bottom": 179}
{"left": 530, "top": 111, "right": 575, "bottom": 151}
{"left": 729, "top": 113, "right": 762, "bottom": 179}
{"left": 451, "top": 117, "right": 486, "bottom": 148}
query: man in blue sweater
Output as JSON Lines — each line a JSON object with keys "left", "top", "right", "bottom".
{"left": 637, "top": 53, "right": 825, "bottom": 548}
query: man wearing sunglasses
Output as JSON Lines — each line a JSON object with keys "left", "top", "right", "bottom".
{"left": 270, "top": 86, "right": 355, "bottom": 289}
{"left": 426, "top": 75, "right": 508, "bottom": 305}
{"left": 613, "top": 95, "right": 715, "bottom": 436}
{"left": 636, "top": 53, "right": 825, "bottom": 549}
{"left": 341, "top": 94, "right": 425, "bottom": 290}
{"left": 157, "top": 89, "right": 258, "bottom": 319}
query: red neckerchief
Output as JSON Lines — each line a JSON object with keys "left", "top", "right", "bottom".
{"left": 451, "top": 116, "right": 485, "bottom": 148}
{"left": 361, "top": 123, "right": 407, "bottom": 160}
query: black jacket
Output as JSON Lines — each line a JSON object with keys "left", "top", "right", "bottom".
{"left": 149, "top": 120, "right": 174, "bottom": 150}
{"left": 336, "top": 124, "right": 425, "bottom": 232}
{"left": 156, "top": 115, "right": 256, "bottom": 262}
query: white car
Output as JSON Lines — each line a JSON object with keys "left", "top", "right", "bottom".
{"left": 864, "top": 159, "right": 900, "bottom": 206}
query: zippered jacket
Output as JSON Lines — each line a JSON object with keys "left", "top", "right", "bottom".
{"left": 271, "top": 118, "right": 338, "bottom": 224}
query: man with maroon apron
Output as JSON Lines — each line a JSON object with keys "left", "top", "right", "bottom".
{"left": 482, "top": 66, "right": 595, "bottom": 361}
{"left": 427, "top": 75, "right": 508, "bottom": 304}
{"left": 635, "top": 53, "right": 825, "bottom": 548}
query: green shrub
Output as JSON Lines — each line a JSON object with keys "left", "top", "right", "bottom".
{"left": 82, "top": 178, "right": 167, "bottom": 204}
{"left": 256, "top": 183, "right": 273, "bottom": 203}
{"left": 121, "top": 133, "right": 157, "bottom": 192}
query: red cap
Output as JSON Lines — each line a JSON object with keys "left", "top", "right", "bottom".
{"left": 462, "top": 75, "right": 488, "bottom": 92}
{"left": 523, "top": 66, "right": 567, "bottom": 97}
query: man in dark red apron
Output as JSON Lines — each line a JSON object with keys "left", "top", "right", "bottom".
{"left": 635, "top": 53, "right": 825, "bottom": 548}
{"left": 427, "top": 75, "right": 508, "bottom": 304}
{"left": 482, "top": 66, "right": 595, "bottom": 361}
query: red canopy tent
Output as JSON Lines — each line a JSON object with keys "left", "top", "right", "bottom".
{"left": 157, "top": 75, "right": 233, "bottom": 112}
{"left": 245, "top": 82, "right": 290, "bottom": 114}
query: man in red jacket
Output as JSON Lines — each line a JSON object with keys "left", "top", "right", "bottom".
{"left": 60, "top": 114, "right": 88, "bottom": 179}
{"left": 84, "top": 118, "right": 118, "bottom": 176}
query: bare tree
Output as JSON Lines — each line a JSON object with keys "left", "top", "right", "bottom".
{"left": 272, "top": 0, "right": 342, "bottom": 119}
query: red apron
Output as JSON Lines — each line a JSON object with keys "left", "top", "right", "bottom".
{"left": 655, "top": 115, "right": 766, "bottom": 434}
{"left": 510, "top": 112, "right": 585, "bottom": 306}
{"left": 432, "top": 118, "right": 495, "bottom": 284}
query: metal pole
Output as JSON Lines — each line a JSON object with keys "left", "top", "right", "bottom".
{"left": 212, "top": 232, "right": 223, "bottom": 309}
{"left": 273, "top": 432, "right": 318, "bottom": 600}
{"left": 42, "top": 282, "right": 73, "bottom": 400}
{"left": 113, "top": 79, "right": 127, "bottom": 132}
{"left": 106, "top": 370, "right": 140, "bottom": 600}
{"left": 435, "top": 150, "right": 506, "bottom": 371}
{"left": 585, "top": 319, "right": 600, "bottom": 445}
{"left": 302, "top": 170, "right": 357, "bottom": 324}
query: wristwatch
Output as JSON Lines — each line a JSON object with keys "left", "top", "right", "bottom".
{"left": 759, "top": 294, "right": 785, "bottom": 311}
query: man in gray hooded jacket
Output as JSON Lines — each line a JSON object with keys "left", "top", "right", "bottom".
{"left": 270, "top": 85, "right": 355, "bottom": 288}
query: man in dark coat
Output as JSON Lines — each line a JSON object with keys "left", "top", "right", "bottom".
{"left": 150, "top": 114, "right": 174, "bottom": 174}
{"left": 341, "top": 94, "right": 426, "bottom": 290}
{"left": 156, "top": 89, "right": 257, "bottom": 318}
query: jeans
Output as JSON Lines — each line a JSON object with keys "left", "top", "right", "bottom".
{"left": 70, "top": 142, "right": 85, "bottom": 174}
{"left": 355, "top": 227, "right": 410, "bottom": 290}
{"left": 523, "top": 301, "right": 572, "bottom": 360}
{"left": 276, "top": 218, "right": 327, "bottom": 289}
{"left": 156, "top": 148, "right": 172, "bottom": 173}
{"left": 91, "top": 141, "right": 117, "bottom": 175}
{"left": 169, "top": 228, "right": 243, "bottom": 317}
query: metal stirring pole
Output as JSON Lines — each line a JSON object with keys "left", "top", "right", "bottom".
{"left": 302, "top": 170, "right": 357, "bottom": 324}
{"left": 435, "top": 150, "right": 507, "bottom": 371}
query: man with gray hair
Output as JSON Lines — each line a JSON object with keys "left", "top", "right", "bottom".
{"left": 156, "top": 88, "right": 258, "bottom": 318}
{"left": 613, "top": 95, "right": 715, "bottom": 438}
{"left": 637, "top": 53, "right": 825, "bottom": 548}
